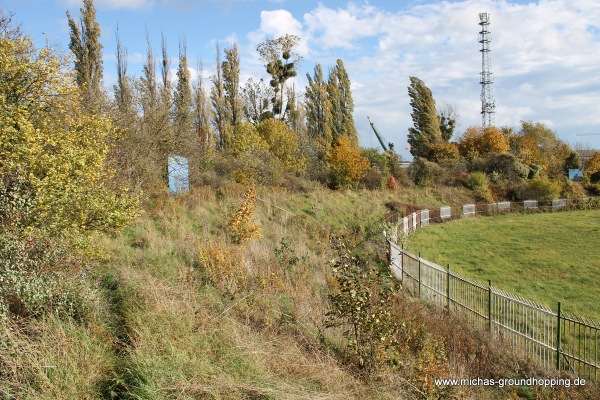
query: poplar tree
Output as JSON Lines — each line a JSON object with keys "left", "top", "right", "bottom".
{"left": 327, "top": 59, "right": 357, "bottom": 142}
{"left": 210, "top": 44, "right": 231, "bottom": 148}
{"left": 173, "top": 40, "right": 193, "bottom": 139}
{"left": 407, "top": 76, "right": 442, "bottom": 160}
{"left": 114, "top": 26, "right": 132, "bottom": 113}
{"left": 193, "top": 61, "right": 214, "bottom": 148}
{"left": 305, "top": 63, "right": 333, "bottom": 148}
{"left": 156, "top": 33, "right": 173, "bottom": 182}
{"left": 437, "top": 103, "right": 458, "bottom": 142}
{"left": 222, "top": 43, "right": 243, "bottom": 127}
{"left": 140, "top": 31, "right": 158, "bottom": 113}
{"left": 66, "top": 0, "right": 103, "bottom": 104}
{"left": 131, "top": 32, "right": 168, "bottom": 190}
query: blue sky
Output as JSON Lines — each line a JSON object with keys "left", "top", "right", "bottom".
{"left": 3, "top": 0, "right": 600, "bottom": 159}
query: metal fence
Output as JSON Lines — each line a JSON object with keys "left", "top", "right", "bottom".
{"left": 392, "top": 197, "right": 600, "bottom": 236}
{"left": 389, "top": 241, "right": 600, "bottom": 382}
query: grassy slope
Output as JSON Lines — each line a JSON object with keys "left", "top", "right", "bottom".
{"left": 405, "top": 210, "right": 600, "bottom": 319}
{"left": 92, "top": 185, "right": 419, "bottom": 399}
{"left": 3, "top": 183, "right": 598, "bottom": 399}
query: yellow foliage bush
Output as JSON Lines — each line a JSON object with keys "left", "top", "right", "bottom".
{"left": 428, "top": 141, "right": 460, "bottom": 162}
{"left": 584, "top": 152, "right": 600, "bottom": 182}
{"left": 0, "top": 36, "right": 139, "bottom": 242}
{"left": 458, "top": 126, "right": 509, "bottom": 159}
{"left": 256, "top": 118, "right": 306, "bottom": 173}
{"left": 328, "top": 135, "right": 370, "bottom": 189}
{"left": 226, "top": 123, "right": 268, "bottom": 156}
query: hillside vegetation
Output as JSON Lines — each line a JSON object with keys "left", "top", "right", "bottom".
{"left": 2, "top": 183, "right": 599, "bottom": 399}
{"left": 2, "top": 3, "right": 600, "bottom": 399}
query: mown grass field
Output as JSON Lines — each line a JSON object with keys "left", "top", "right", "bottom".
{"left": 405, "top": 210, "right": 600, "bottom": 320}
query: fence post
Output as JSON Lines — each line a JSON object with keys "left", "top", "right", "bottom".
{"left": 446, "top": 264, "right": 451, "bottom": 310}
{"left": 488, "top": 279, "right": 493, "bottom": 333}
{"left": 556, "top": 301, "right": 562, "bottom": 371}
{"left": 418, "top": 252, "right": 422, "bottom": 298}
{"left": 401, "top": 243, "right": 404, "bottom": 282}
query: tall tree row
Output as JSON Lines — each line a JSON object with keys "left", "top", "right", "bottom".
{"left": 62, "top": 0, "right": 364, "bottom": 192}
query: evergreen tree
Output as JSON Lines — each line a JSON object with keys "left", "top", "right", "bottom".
{"left": 66, "top": 0, "right": 103, "bottom": 104}
{"left": 407, "top": 76, "right": 442, "bottom": 160}
{"left": 328, "top": 59, "right": 357, "bottom": 142}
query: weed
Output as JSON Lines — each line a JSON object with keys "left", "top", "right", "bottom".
{"left": 228, "top": 186, "right": 262, "bottom": 244}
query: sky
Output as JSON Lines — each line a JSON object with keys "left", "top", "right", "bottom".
{"left": 3, "top": 0, "right": 600, "bottom": 160}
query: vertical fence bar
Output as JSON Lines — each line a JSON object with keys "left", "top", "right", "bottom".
{"left": 557, "top": 301, "right": 562, "bottom": 371}
{"left": 418, "top": 252, "right": 422, "bottom": 298}
{"left": 488, "top": 280, "right": 493, "bottom": 333}
{"left": 447, "top": 264, "right": 451, "bottom": 310}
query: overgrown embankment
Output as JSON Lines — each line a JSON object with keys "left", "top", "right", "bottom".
{"left": 1, "top": 184, "right": 598, "bottom": 399}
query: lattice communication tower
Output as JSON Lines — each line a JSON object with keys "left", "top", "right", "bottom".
{"left": 479, "top": 12, "right": 495, "bottom": 128}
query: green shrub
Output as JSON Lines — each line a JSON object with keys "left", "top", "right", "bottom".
{"left": 409, "top": 159, "right": 467, "bottom": 187}
{"left": 325, "top": 238, "right": 401, "bottom": 375}
{"left": 464, "top": 172, "right": 488, "bottom": 191}
{"left": 479, "top": 153, "right": 529, "bottom": 180}
{"left": 0, "top": 232, "right": 92, "bottom": 321}
{"left": 585, "top": 183, "right": 600, "bottom": 196}
{"left": 464, "top": 172, "right": 494, "bottom": 203}
{"left": 517, "top": 178, "right": 561, "bottom": 201}
{"left": 528, "top": 163, "right": 542, "bottom": 179}
{"left": 360, "top": 167, "right": 384, "bottom": 190}
{"left": 561, "top": 180, "right": 587, "bottom": 199}
{"left": 408, "top": 159, "right": 443, "bottom": 187}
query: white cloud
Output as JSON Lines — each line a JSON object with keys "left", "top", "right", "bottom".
{"left": 288, "top": 0, "right": 600, "bottom": 155}
{"left": 257, "top": 9, "right": 304, "bottom": 39}
{"left": 304, "top": 4, "right": 383, "bottom": 49}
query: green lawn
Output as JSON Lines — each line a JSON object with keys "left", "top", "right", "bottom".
{"left": 405, "top": 210, "right": 600, "bottom": 320}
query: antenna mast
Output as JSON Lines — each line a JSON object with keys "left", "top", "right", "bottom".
{"left": 479, "top": 12, "right": 495, "bottom": 128}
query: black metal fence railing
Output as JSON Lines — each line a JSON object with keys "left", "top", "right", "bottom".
{"left": 389, "top": 242, "right": 600, "bottom": 382}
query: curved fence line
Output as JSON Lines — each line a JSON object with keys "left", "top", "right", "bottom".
{"left": 387, "top": 197, "right": 600, "bottom": 382}
{"left": 386, "top": 197, "right": 600, "bottom": 240}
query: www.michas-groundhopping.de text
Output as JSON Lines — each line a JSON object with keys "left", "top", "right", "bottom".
{"left": 434, "top": 377, "right": 587, "bottom": 388}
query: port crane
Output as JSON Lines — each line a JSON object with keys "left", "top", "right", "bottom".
{"left": 367, "top": 116, "right": 394, "bottom": 152}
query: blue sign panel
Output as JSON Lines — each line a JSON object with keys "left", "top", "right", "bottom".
{"left": 168, "top": 155, "right": 190, "bottom": 193}
{"left": 569, "top": 169, "right": 583, "bottom": 181}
